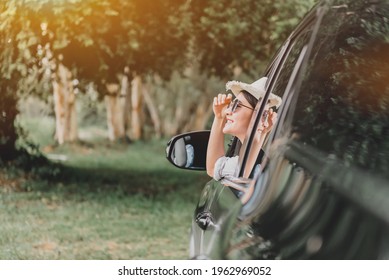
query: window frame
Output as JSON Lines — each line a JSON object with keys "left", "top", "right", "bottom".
{"left": 237, "top": 5, "right": 327, "bottom": 179}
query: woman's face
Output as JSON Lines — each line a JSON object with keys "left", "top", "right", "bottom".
{"left": 223, "top": 93, "right": 254, "bottom": 142}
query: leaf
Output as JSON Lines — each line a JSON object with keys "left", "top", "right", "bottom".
{"left": 105, "top": 9, "right": 119, "bottom": 16}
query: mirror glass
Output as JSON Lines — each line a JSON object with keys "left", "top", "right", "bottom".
{"left": 166, "top": 130, "right": 210, "bottom": 170}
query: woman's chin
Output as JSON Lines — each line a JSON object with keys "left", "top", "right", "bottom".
{"left": 222, "top": 124, "right": 232, "bottom": 134}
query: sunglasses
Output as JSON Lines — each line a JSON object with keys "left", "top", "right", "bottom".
{"left": 227, "top": 98, "right": 254, "bottom": 113}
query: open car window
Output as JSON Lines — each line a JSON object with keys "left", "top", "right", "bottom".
{"left": 220, "top": 11, "right": 322, "bottom": 202}
{"left": 219, "top": 5, "right": 333, "bottom": 207}
{"left": 239, "top": 12, "right": 320, "bottom": 180}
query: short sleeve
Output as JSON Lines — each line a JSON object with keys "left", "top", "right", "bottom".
{"left": 213, "top": 156, "right": 239, "bottom": 181}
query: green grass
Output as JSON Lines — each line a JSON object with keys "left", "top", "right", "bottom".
{"left": 0, "top": 121, "right": 209, "bottom": 259}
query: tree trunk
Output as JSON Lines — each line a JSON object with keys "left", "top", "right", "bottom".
{"left": 129, "top": 75, "right": 143, "bottom": 140}
{"left": 190, "top": 95, "right": 213, "bottom": 131}
{"left": 143, "top": 85, "right": 161, "bottom": 138}
{"left": 121, "top": 73, "right": 131, "bottom": 140}
{"left": 0, "top": 79, "right": 19, "bottom": 162}
{"left": 52, "top": 63, "right": 78, "bottom": 145}
{"left": 105, "top": 83, "right": 125, "bottom": 141}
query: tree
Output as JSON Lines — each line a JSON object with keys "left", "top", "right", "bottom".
{"left": 0, "top": 0, "right": 42, "bottom": 161}
{"left": 146, "top": 0, "right": 318, "bottom": 137}
{"left": 0, "top": 0, "right": 318, "bottom": 159}
{"left": 39, "top": 0, "right": 190, "bottom": 141}
{"left": 186, "top": 0, "right": 317, "bottom": 77}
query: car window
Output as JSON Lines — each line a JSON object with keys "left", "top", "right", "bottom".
{"left": 220, "top": 10, "right": 322, "bottom": 202}
{"left": 239, "top": 18, "right": 317, "bottom": 180}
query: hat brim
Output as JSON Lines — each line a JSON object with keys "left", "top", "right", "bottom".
{"left": 226, "top": 80, "right": 282, "bottom": 108}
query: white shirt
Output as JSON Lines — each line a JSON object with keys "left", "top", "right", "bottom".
{"left": 213, "top": 156, "right": 239, "bottom": 181}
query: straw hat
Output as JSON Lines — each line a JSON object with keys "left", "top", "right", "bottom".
{"left": 226, "top": 77, "right": 282, "bottom": 108}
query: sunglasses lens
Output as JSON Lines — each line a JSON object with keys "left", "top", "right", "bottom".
{"left": 232, "top": 99, "right": 239, "bottom": 112}
{"left": 227, "top": 99, "right": 235, "bottom": 110}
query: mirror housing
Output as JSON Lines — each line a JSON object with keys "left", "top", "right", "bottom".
{"left": 166, "top": 130, "right": 210, "bottom": 171}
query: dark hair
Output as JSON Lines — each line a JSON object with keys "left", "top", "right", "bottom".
{"left": 240, "top": 90, "right": 258, "bottom": 108}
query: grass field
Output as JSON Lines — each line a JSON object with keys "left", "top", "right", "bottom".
{"left": 0, "top": 118, "right": 209, "bottom": 259}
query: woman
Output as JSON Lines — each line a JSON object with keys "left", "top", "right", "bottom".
{"left": 206, "top": 77, "right": 282, "bottom": 180}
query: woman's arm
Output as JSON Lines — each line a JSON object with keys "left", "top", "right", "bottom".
{"left": 206, "top": 93, "right": 232, "bottom": 177}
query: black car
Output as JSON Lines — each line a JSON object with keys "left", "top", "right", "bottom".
{"left": 166, "top": 0, "right": 389, "bottom": 259}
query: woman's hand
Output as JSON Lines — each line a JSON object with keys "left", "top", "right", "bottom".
{"left": 255, "top": 108, "right": 278, "bottom": 144}
{"left": 213, "top": 93, "right": 233, "bottom": 120}
{"left": 262, "top": 108, "right": 277, "bottom": 135}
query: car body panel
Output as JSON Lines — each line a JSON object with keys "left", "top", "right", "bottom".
{"left": 190, "top": 179, "right": 242, "bottom": 259}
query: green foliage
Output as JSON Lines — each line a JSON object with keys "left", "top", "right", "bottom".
{"left": 2, "top": 0, "right": 317, "bottom": 88}
{"left": 30, "top": 0, "right": 190, "bottom": 85}
{"left": 185, "top": 0, "right": 317, "bottom": 77}
{"left": 270, "top": 0, "right": 318, "bottom": 41}
{"left": 293, "top": 0, "right": 389, "bottom": 176}
{"left": 1, "top": 0, "right": 319, "bottom": 160}
{"left": 0, "top": 0, "right": 44, "bottom": 161}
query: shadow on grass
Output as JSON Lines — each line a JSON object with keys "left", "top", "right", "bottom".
{"left": 8, "top": 139, "right": 209, "bottom": 201}
{"left": 28, "top": 161, "right": 209, "bottom": 201}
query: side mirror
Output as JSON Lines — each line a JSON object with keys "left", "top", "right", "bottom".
{"left": 166, "top": 130, "right": 210, "bottom": 171}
